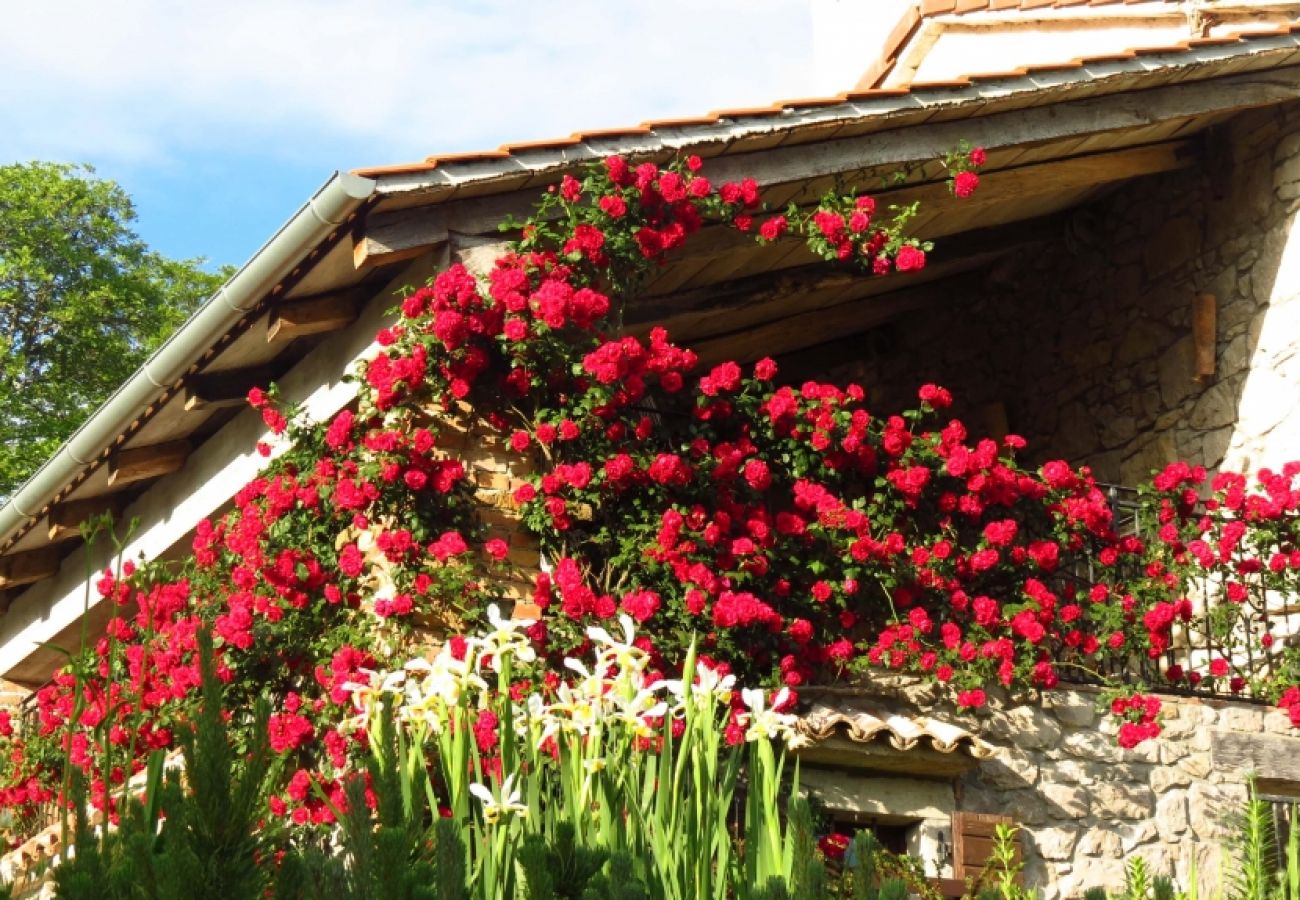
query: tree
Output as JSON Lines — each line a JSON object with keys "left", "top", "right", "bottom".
{"left": 0, "top": 162, "right": 228, "bottom": 498}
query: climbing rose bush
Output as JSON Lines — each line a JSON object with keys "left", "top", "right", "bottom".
{"left": 0, "top": 149, "right": 1299, "bottom": 842}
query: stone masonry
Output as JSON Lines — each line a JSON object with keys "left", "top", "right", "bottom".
{"left": 830, "top": 100, "right": 1300, "bottom": 485}
{"left": 844, "top": 680, "right": 1298, "bottom": 900}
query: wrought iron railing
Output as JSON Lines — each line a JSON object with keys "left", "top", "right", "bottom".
{"left": 1067, "top": 483, "right": 1295, "bottom": 703}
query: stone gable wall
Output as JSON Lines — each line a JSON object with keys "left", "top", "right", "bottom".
{"left": 828, "top": 100, "right": 1300, "bottom": 484}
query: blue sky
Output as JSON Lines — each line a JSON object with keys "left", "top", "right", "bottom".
{"left": 2, "top": 1, "right": 819, "bottom": 272}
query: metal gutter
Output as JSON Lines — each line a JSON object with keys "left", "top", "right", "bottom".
{"left": 0, "top": 170, "right": 378, "bottom": 551}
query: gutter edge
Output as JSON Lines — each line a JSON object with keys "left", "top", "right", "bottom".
{"left": 0, "top": 170, "right": 378, "bottom": 551}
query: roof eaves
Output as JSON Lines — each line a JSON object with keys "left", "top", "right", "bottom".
{"left": 0, "top": 172, "right": 379, "bottom": 555}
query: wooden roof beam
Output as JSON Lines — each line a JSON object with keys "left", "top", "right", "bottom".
{"left": 353, "top": 207, "right": 448, "bottom": 271}
{"left": 182, "top": 366, "right": 278, "bottom": 412}
{"left": 690, "top": 275, "right": 979, "bottom": 368}
{"left": 268, "top": 290, "right": 361, "bottom": 343}
{"left": 46, "top": 497, "right": 127, "bottom": 543}
{"left": 657, "top": 138, "right": 1195, "bottom": 270}
{"left": 107, "top": 440, "right": 191, "bottom": 487}
{"left": 0, "top": 548, "right": 62, "bottom": 591}
{"left": 629, "top": 211, "right": 1067, "bottom": 333}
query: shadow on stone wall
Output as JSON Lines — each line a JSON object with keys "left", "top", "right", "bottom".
{"left": 816, "top": 100, "right": 1300, "bottom": 487}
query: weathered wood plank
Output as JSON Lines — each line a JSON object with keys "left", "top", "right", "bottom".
{"left": 182, "top": 366, "right": 278, "bottom": 412}
{"left": 652, "top": 139, "right": 1192, "bottom": 272}
{"left": 46, "top": 497, "right": 126, "bottom": 542}
{"left": 353, "top": 206, "right": 450, "bottom": 271}
{"left": 690, "top": 277, "right": 971, "bottom": 367}
{"left": 107, "top": 440, "right": 191, "bottom": 487}
{"left": 1194, "top": 292, "right": 1217, "bottom": 382}
{"left": 0, "top": 548, "right": 62, "bottom": 590}
{"left": 267, "top": 290, "right": 361, "bottom": 343}
{"left": 630, "top": 212, "right": 1064, "bottom": 341}
{"left": 952, "top": 811, "right": 1021, "bottom": 881}
{"left": 796, "top": 733, "right": 978, "bottom": 776}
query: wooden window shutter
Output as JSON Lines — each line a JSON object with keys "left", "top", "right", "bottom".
{"left": 951, "top": 811, "right": 1023, "bottom": 881}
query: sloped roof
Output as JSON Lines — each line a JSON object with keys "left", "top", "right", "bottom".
{"left": 355, "top": 21, "right": 1300, "bottom": 185}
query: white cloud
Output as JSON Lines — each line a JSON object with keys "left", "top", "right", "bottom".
{"left": 0, "top": 0, "right": 822, "bottom": 170}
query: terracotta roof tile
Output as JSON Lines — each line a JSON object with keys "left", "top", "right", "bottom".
{"left": 1133, "top": 41, "right": 1197, "bottom": 55}
{"left": 1185, "top": 36, "right": 1247, "bottom": 47}
{"left": 1075, "top": 49, "right": 1140, "bottom": 62}
{"left": 418, "top": 150, "right": 511, "bottom": 166}
{"left": 965, "top": 67, "right": 1030, "bottom": 80}
{"left": 571, "top": 126, "right": 653, "bottom": 139}
{"left": 797, "top": 699, "right": 997, "bottom": 757}
{"left": 638, "top": 115, "right": 722, "bottom": 129}
{"left": 777, "top": 94, "right": 852, "bottom": 110}
{"left": 498, "top": 136, "right": 584, "bottom": 153}
{"left": 842, "top": 87, "right": 916, "bottom": 100}
{"left": 905, "top": 77, "right": 975, "bottom": 89}
{"left": 707, "top": 104, "right": 786, "bottom": 119}
{"left": 932, "top": 0, "right": 1183, "bottom": 13}
{"left": 885, "top": 4, "right": 924, "bottom": 51}
{"left": 1023, "top": 58, "right": 1087, "bottom": 71}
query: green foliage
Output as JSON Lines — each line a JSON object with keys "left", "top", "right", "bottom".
{"left": 516, "top": 825, "right": 616, "bottom": 899}
{"left": 1230, "top": 781, "right": 1281, "bottom": 900}
{"left": 576, "top": 853, "right": 650, "bottom": 900}
{"left": 976, "top": 823, "right": 1031, "bottom": 900}
{"left": 0, "top": 161, "right": 227, "bottom": 497}
{"left": 320, "top": 701, "right": 444, "bottom": 900}
{"left": 54, "top": 630, "right": 282, "bottom": 900}
{"left": 782, "top": 796, "right": 828, "bottom": 900}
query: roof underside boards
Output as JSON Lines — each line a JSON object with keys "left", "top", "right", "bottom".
{"left": 0, "top": 29, "right": 1296, "bottom": 645}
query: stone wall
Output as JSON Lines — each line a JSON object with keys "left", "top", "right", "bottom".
{"left": 822, "top": 682, "right": 1300, "bottom": 899}
{"left": 828, "top": 100, "right": 1300, "bottom": 484}
{"left": 961, "top": 687, "right": 1266, "bottom": 899}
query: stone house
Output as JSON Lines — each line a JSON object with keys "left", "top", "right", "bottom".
{"left": 1, "top": 2, "right": 1300, "bottom": 894}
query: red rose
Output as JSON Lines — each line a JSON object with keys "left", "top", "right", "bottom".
{"left": 895, "top": 245, "right": 926, "bottom": 272}
{"left": 953, "top": 170, "right": 979, "bottom": 198}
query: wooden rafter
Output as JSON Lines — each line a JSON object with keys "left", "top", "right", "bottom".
{"left": 353, "top": 208, "right": 449, "bottom": 271}
{"left": 46, "top": 497, "right": 127, "bottom": 543}
{"left": 107, "top": 440, "right": 191, "bottom": 487}
{"left": 690, "top": 275, "right": 977, "bottom": 367}
{"left": 628, "top": 212, "right": 1066, "bottom": 339}
{"left": 182, "top": 366, "right": 278, "bottom": 412}
{"left": 268, "top": 290, "right": 361, "bottom": 343}
{"left": 0, "top": 548, "right": 62, "bottom": 591}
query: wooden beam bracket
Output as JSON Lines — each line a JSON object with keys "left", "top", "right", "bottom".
{"left": 108, "top": 440, "right": 191, "bottom": 487}
{"left": 268, "top": 290, "right": 362, "bottom": 343}
{"left": 182, "top": 366, "right": 278, "bottom": 412}
{"left": 0, "top": 548, "right": 62, "bottom": 590}
{"left": 46, "top": 497, "right": 128, "bottom": 543}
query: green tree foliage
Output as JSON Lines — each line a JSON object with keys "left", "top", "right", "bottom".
{"left": 0, "top": 162, "right": 227, "bottom": 497}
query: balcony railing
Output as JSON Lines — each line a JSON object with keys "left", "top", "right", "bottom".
{"left": 1068, "top": 483, "right": 1296, "bottom": 703}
